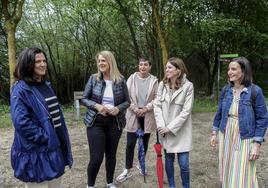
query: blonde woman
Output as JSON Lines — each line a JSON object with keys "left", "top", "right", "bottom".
{"left": 154, "top": 57, "right": 194, "bottom": 188}
{"left": 81, "top": 50, "right": 130, "bottom": 188}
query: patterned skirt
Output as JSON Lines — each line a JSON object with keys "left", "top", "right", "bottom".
{"left": 218, "top": 115, "right": 258, "bottom": 188}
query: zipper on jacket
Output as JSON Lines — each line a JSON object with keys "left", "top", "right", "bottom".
{"left": 89, "top": 113, "right": 98, "bottom": 127}
{"left": 116, "top": 116, "right": 122, "bottom": 130}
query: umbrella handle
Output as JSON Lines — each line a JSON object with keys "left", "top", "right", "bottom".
{"left": 156, "top": 131, "right": 160, "bottom": 144}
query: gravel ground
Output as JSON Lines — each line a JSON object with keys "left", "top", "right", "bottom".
{"left": 0, "top": 112, "right": 267, "bottom": 188}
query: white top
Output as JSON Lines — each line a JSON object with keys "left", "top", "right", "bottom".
{"left": 102, "top": 80, "right": 114, "bottom": 109}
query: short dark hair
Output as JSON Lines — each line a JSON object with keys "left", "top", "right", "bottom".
{"left": 139, "top": 57, "right": 151, "bottom": 65}
{"left": 230, "top": 57, "right": 252, "bottom": 87}
{"left": 14, "top": 47, "right": 48, "bottom": 82}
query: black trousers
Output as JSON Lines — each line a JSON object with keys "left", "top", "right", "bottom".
{"left": 125, "top": 116, "right": 151, "bottom": 169}
{"left": 87, "top": 115, "right": 122, "bottom": 186}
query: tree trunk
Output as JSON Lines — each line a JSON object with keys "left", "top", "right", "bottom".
{"left": 1, "top": 0, "right": 25, "bottom": 88}
{"left": 152, "top": 0, "right": 168, "bottom": 71}
{"left": 6, "top": 26, "right": 16, "bottom": 87}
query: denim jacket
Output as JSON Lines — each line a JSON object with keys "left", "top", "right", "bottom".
{"left": 213, "top": 84, "right": 268, "bottom": 142}
{"left": 81, "top": 74, "right": 130, "bottom": 128}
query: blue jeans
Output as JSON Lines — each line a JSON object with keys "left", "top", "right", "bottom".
{"left": 165, "top": 151, "right": 190, "bottom": 188}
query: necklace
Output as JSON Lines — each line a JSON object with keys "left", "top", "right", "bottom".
{"left": 233, "top": 86, "right": 244, "bottom": 95}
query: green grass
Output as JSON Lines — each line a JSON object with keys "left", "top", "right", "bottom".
{"left": 0, "top": 103, "right": 86, "bottom": 128}
{"left": 0, "top": 104, "right": 12, "bottom": 128}
{"left": 193, "top": 98, "right": 218, "bottom": 112}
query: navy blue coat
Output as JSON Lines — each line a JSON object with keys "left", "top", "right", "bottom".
{"left": 10, "top": 80, "right": 73, "bottom": 182}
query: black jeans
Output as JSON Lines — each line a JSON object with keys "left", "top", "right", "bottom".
{"left": 87, "top": 114, "right": 122, "bottom": 186}
{"left": 125, "top": 116, "right": 151, "bottom": 169}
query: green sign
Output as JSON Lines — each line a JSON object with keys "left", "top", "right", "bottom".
{"left": 219, "top": 54, "right": 239, "bottom": 58}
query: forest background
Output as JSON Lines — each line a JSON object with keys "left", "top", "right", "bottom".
{"left": 1, "top": 0, "right": 268, "bottom": 104}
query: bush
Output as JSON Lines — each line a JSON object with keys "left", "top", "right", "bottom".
{"left": 0, "top": 104, "right": 12, "bottom": 128}
{"left": 193, "top": 98, "right": 218, "bottom": 112}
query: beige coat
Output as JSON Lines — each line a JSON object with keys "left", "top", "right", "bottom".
{"left": 124, "top": 72, "right": 158, "bottom": 133}
{"left": 153, "top": 75, "right": 194, "bottom": 153}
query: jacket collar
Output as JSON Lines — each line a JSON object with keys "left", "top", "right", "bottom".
{"left": 17, "top": 80, "right": 51, "bottom": 92}
{"left": 230, "top": 85, "right": 249, "bottom": 94}
{"left": 15, "top": 80, "right": 51, "bottom": 116}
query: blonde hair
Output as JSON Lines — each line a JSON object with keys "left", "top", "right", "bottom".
{"left": 95, "top": 50, "right": 122, "bottom": 83}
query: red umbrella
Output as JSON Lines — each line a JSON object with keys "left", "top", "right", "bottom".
{"left": 154, "top": 132, "right": 164, "bottom": 188}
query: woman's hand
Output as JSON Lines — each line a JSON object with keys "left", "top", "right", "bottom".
{"left": 249, "top": 142, "right": 261, "bottom": 161}
{"left": 210, "top": 131, "right": 217, "bottom": 150}
{"left": 157, "top": 127, "right": 170, "bottom": 136}
{"left": 136, "top": 107, "right": 148, "bottom": 117}
{"left": 108, "top": 106, "right": 120, "bottom": 116}
{"left": 95, "top": 104, "right": 109, "bottom": 116}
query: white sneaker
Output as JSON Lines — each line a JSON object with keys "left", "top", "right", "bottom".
{"left": 106, "top": 183, "right": 117, "bottom": 188}
{"left": 87, "top": 185, "right": 94, "bottom": 188}
{"left": 116, "top": 169, "right": 132, "bottom": 183}
{"left": 136, "top": 164, "right": 147, "bottom": 175}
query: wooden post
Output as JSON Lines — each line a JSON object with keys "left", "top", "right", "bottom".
{"left": 73, "top": 91, "right": 84, "bottom": 120}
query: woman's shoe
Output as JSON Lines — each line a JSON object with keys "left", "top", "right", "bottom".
{"left": 116, "top": 169, "right": 132, "bottom": 182}
{"left": 106, "top": 183, "right": 117, "bottom": 188}
{"left": 136, "top": 164, "right": 147, "bottom": 175}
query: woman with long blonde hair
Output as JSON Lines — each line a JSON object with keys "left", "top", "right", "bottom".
{"left": 81, "top": 50, "right": 130, "bottom": 188}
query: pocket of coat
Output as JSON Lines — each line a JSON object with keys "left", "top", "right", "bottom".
{"left": 160, "top": 95, "right": 166, "bottom": 102}
{"left": 174, "top": 99, "right": 184, "bottom": 106}
{"left": 242, "top": 100, "right": 251, "bottom": 106}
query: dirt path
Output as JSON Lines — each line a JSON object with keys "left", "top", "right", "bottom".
{"left": 0, "top": 112, "right": 267, "bottom": 188}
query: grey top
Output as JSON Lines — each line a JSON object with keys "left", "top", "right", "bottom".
{"left": 136, "top": 74, "right": 151, "bottom": 107}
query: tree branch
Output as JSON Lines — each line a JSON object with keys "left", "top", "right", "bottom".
{"left": 1, "top": 0, "right": 11, "bottom": 20}
{"left": 14, "top": 0, "right": 25, "bottom": 24}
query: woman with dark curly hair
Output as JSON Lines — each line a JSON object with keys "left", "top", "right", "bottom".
{"left": 10, "top": 47, "right": 73, "bottom": 188}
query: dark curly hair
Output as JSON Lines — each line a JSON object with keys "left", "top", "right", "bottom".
{"left": 14, "top": 47, "right": 48, "bottom": 82}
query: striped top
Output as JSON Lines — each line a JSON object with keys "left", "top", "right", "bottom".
{"left": 29, "top": 81, "right": 62, "bottom": 128}
{"left": 45, "top": 96, "right": 61, "bottom": 128}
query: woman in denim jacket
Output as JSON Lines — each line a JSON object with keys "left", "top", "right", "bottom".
{"left": 210, "top": 57, "right": 268, "bottom": 188}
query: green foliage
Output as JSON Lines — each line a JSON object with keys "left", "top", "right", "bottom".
{"left": 1, "top": 0, "right": 268, "bottom": 101}
{"left": 193, "top": 98, "right": 218, "bottom": 113}
{"left": 0, "top": 104, "right": 12, "bottom": 128}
